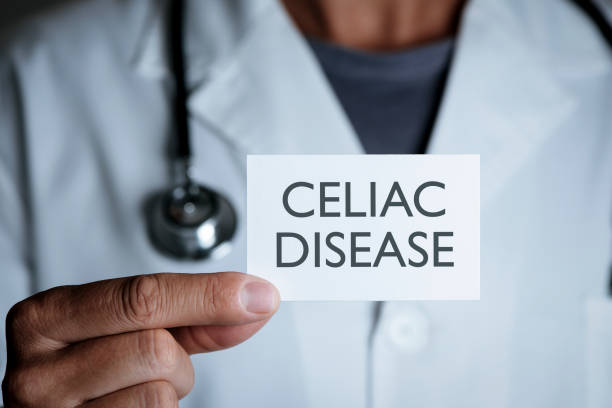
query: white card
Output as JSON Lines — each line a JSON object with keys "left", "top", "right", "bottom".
{"left": 247, "top": 155, "right": 480, "bottom": 301}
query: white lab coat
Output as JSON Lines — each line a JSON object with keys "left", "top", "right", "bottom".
{"left": 1, "top": 0, "right": 611, "bottom": 406}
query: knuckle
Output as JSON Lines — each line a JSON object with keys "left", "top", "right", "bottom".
{"left": 138, "top": 329, "right": 180, "bottom": 374}
{"left": 6, "top": 299, "right": 39, "bottom": 336}
{"left": 6, "top": 287, "right": 72, "bottom": 358}
{"left": 141, "top": 381, "right": 178, "bottom": 408}
{"left": 121, "top": 275, "right": 164, "bottom": 326}
{"left": 2, "top": 366, "right": 40, "bottom": 407}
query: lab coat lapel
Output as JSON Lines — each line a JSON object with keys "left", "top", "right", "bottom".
{"left": 428, "top": 0, "right": 578, "bottom": 206}
{"left": 187, "top": 4, "right": 363, "bottom": 156}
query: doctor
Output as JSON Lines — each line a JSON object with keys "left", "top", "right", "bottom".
{"left": 1, "top": 0, "right": 611, "bottom": 406}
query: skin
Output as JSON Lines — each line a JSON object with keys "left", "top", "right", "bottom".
{"left": 2, "top": 273, "right": 279, "bottom": 406}
{"left": 2, "top": 0, "right": 465, "bottom": 406}
{"left": 282, "top": 0, "right": 466, "bottom": 51}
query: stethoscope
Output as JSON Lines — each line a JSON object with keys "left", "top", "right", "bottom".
{"left": 147, "top": 0, "right": 237, "bottom": 260}
{"left": 147, "top": 0, "right": 611, "bottom": 261}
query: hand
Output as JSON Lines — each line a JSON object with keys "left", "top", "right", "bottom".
{"left": 1, "top": 272, "right": 279, "bottom": 407}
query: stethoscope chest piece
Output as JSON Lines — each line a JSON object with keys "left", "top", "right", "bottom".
{"left": 149, "top": 183, "right": 237, "bottom": 260}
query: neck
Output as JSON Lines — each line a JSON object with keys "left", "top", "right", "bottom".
{"left": 281, "top": 0, "right": 466, "bottom": 51}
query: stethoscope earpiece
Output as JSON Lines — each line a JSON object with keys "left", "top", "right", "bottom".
{"left": 149, "top": 183, "right": 237, "bottom": 260}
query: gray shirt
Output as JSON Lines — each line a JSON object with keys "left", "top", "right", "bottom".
{"left": 308, "top": 38, "right": 454, "bottom": 154}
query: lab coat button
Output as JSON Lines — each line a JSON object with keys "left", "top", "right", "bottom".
{"left": 386, "top": 308, "right": 430, "bottom": 353}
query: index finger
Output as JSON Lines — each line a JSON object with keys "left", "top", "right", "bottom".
{"left": 8, "top": 272, "right": 279, "bottom": 352}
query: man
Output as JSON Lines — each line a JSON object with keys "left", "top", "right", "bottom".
{"left": 1, "top": 0, "right": 611, "bottom": 406}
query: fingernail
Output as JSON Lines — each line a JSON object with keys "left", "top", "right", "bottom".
{"left": 240, "top": 281, "right": 278, "bottom": 314}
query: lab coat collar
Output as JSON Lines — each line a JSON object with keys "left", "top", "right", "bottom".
{"left": 130, "top": 0, "right": 605, "bottom": 205}
{"left": 186, "top": 3, "right": 363, "bottom": 156}
{"left": 130, "top": 0, "right": 362, "bottom": 156}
